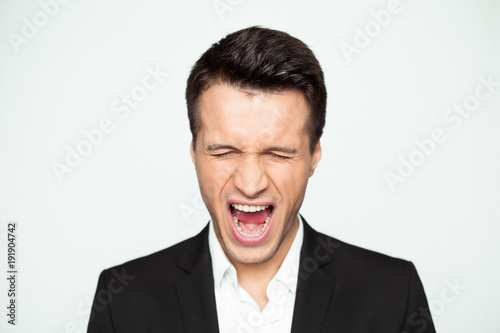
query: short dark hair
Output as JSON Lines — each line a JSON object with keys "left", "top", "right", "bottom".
{"left": 185, "top": 26, "right": 327, "bottom": 154}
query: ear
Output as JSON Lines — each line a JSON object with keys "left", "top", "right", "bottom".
{"left": 309, "top": 139, "right": 322, "bottom": 177}
{"left": 190, "top": 140, "right": 196, "bottom": 163}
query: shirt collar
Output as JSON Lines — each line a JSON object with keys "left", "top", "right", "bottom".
{"left": 208, "top": 214, "right": 304, "bottom": 294}
{"left": 208, "top": 219, "right": 234, "bottom": 290}
{"left": 273, "top": 215, "right": 303, "bottom": 294}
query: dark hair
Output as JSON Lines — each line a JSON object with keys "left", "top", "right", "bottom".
{"left": 185, "top": 26, "right": 327, "bottom": 154}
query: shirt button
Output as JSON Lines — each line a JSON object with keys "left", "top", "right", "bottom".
{"left": 247, "top": 310, "right": 264, "bottom": 328}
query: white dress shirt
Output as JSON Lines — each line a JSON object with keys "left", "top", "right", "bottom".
{"left": 208, "top": 214, "right": 304, "bottom": 333}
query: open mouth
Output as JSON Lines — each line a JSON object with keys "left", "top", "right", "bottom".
{"left": 228, "top": 203, "right": 274, "bottom": 244}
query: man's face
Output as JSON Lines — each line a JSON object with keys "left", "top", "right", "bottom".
{"left": 190, "top": 83, "right": 321, "bottom": 265}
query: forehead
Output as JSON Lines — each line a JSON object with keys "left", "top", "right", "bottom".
{"left": 197, "top": 84, "right": 309, "bottom": 148}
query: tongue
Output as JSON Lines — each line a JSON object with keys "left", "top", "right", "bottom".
{"left": 232, "top": 206, "right": 272, "bottom": 224}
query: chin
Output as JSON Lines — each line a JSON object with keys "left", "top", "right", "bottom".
{"left": 225, "top": 242, "right": 278, "bottom": 265}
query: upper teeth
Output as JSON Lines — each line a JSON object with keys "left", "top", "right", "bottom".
{"left": 231, "top": 204, "right": 270, "bottom": 212}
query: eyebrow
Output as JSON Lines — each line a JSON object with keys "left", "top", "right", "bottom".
{"left": 206, "top": 144, "right": 241, "bottom": 152}
{"left": 263, "top": 146, "right": 297, "bottom": 155}
{"left": 205, "top": 144, "right": 296, "bottom": 155}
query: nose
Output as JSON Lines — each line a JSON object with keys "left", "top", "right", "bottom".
{"left": 233, "top": 157, "right": 269, "bottom": 198}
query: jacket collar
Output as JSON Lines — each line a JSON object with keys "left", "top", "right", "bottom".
{"left": 290, "top": 214, "right": 338, "bottom": 333}
{"left": 174, "top": 223, "right": 220, "bottom": 333}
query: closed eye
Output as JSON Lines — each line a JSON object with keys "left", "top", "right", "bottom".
{"left": 269, "top": 153, "right": 290, "bottom": 160}
{"left": 213, "top": 152, "right": 235, "bottom": 158}
{"left": 211, "top": 151, "right": 292, "bottom": 159}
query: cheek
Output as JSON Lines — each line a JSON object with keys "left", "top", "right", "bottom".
{"left": 197, "top": 160, "right": 235, "bottom": 203}
{"left": 267, "top": 162, "right": 309, "bottom": 203}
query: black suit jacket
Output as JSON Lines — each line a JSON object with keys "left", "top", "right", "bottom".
{"left": 87, "top": 217, "right": 436, "bottom": 332}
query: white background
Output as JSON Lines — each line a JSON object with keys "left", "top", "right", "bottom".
{"left": 0, "top": 0, "right": 499, "bottom": 332}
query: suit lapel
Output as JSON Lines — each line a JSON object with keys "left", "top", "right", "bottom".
{"left": 174, "top": 224, "right": 220, "bottom": 333}
{"left": 291, "top": 217, "right": 337, "bottom": 333}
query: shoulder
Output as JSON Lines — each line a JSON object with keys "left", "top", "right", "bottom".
{"left": 303, "top": 221, "right": 415, "bottom": 288}
{"left": 334, "top": 233, "right": 411, "bottom": 275}
{"left": 303, "top": 223, "right": 422, "bottom": 317}
{"left": 99, "top": 224, "right": 209, "bottom": 284}
{"left": 88, "top": 225, "right": 211, "bottom": 330}
{"left": 300, "top": 220, "right": 435, "bottom": 330}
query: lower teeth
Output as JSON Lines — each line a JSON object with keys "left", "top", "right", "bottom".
{"left": 232, "top": 213, "right": 271, "bottom": 237}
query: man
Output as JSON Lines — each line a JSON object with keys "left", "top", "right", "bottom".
{"left": 87, "top": 26, "right": 436, "bottom": 333}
